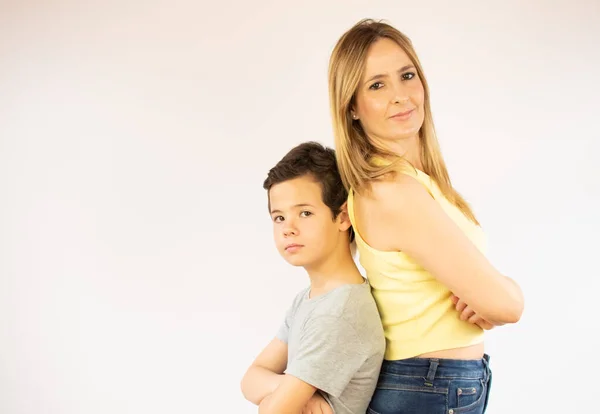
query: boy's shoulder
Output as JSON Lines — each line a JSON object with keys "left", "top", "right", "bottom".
{"left": 311, "top": 281, "right": 379, "bottom": 323}
{"left": 286, "top": 280, "right": 381, "bottom": 332}
{"left": 288, "top": 285, "right": 311, "bottom": 310}
{"left": 289, "top": 280, "right": 386, "bottom": 365}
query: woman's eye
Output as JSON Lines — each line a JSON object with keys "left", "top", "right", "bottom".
{"left": 369, "top": 82, "right": 384, "bottom": 90}
{"left": 273, "top": 216, "right": 284, "bottom": 223}
{"left": 402, "top": 72, "right": 415, "bottom": 80}
{"left": 300, "top": 211, "right": 313, "bottom": 218}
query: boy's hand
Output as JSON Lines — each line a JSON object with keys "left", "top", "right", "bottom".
{"left": 302, "top": 392, "right": 333, "bottom": 414}
{"left": 450, "top": 294, "right": 495, "bottom": 330}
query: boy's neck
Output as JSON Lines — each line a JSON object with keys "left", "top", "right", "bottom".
{"left": 304, "top": 244, "right": 364, "bottom": 298}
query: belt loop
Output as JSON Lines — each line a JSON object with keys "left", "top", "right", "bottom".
{"left": 482, "top": 354, "right": 491, "bottom": 382}
{"left": 425, "top": 358, "right": 439, "bottom": 384}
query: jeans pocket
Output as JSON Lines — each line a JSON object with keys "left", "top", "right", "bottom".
{"left": 448, "top": 379, "right": 487, "bottom": 414}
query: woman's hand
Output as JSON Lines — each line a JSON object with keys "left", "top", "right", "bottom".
{"left": 450, "top": 294, "right": 499, "bottom": 330}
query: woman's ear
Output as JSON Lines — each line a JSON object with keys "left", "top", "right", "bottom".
{"left": 337, "top": 202, "right": 352, "bottom": 232}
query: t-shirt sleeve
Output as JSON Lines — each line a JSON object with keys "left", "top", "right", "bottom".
{"left": 285, "top": 315, "right": 367, "bottom": 398}
{"left": 276, "top": 303, "right": 294, "bottom": 344}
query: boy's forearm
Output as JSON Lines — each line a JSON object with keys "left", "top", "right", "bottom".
{"left": 258, "top": 394, "right": 275, "bottom": 414}
{"left": 241, "top": 366, "right": 284, "bottom": 405}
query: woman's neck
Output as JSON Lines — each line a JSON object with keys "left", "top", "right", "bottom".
{"left": 375, "top": 134, "right": 423, "bottom": 170}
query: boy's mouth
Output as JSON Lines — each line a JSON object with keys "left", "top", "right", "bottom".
{"left": 285, "top": 243, "right": 304, "bottom": 253}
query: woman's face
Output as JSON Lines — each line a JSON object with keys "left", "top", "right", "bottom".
{"left": 352, "top": 37, "right": 425, "bottom": 148}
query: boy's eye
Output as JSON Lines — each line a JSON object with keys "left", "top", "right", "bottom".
{"left": 300, "top": 211, "right": 312, "bottom": 218}
{"left": 369, "top": 81, "right": 383, "bottom": 90}
{"left": 402, "top": 72, "right": 415, "bottom": 80}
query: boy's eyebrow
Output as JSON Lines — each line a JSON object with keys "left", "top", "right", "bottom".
{"left": 270, "top": 203, "right": 315, "bottom": 214}
{"left": 364, "top": 64, "right": 415, "bottom": 85}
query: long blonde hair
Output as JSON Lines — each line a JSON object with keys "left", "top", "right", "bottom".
{"left": 328, "top": 18, "right": 478, "bottom": 225}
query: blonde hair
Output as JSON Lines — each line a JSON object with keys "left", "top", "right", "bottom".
{"left": 328, "top": 18, "right": 479, "bottom": 225}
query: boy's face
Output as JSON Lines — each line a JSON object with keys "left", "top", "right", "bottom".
{"left": 268, "top": 175, "right": 351, "bottom": 269}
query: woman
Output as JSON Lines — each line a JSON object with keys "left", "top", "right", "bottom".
{"left": 327, "top": 19, "right": 524, "bottom": 414}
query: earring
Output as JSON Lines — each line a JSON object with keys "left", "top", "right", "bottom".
{"left": 352, "top": 113, "right": 359, "bottom": 120}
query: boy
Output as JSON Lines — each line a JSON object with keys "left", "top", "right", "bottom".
{"left": 240, "top": 142, "right": 385, "bottom": 414}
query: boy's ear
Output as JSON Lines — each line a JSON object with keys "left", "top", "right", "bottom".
{"left": 337, "top": 202, "right": 352, "bottom": 232}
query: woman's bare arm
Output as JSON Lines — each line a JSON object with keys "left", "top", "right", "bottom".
{"left": 360, "top": 175, "right": 524, "bottom": 324}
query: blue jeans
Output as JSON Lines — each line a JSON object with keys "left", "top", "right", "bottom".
{"left": 367, "top": 354, "right": 492, "bottom": 414}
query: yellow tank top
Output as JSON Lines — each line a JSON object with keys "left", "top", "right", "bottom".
{"left": 347, "top": 168, "right": 486, "bottom": 360}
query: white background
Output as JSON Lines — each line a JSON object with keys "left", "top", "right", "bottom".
{"left": 1, "top": 1, "right": 599, "bottom": 413}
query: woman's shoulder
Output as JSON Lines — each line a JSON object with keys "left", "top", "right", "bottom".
{"left": 363, "top": 171, "right": 433, "bottom": 213}
{"left": 351, "top": 172, "right": 437, "bottom": 253}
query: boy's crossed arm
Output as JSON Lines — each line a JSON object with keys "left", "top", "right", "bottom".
{"left": 241, "top": 337, "right": 332, "bottom": 414}
{"left": 241, "top": 337, "right": 288, "bottom": 405}
{"left": 258, "top": 375, "right": 324, "bottom": 414}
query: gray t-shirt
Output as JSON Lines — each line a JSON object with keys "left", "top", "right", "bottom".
{"left": 277, "top": 280, "right": 385, "bottom": 414}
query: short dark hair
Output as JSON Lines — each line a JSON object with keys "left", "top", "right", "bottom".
{"left": 263, "top": 142, "right": 353, "bottom": 241}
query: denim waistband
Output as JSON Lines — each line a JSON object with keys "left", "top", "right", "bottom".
{"left": 381, "top": 354, "right": 491, "bottom": 382}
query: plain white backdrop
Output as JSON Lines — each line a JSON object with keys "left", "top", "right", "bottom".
{"left": 1, "top": 0, "right": 599, "bottom": 413}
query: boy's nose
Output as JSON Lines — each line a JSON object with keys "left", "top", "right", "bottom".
{"left": 283, "top": 227, "right": 297, "bottom": 237}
